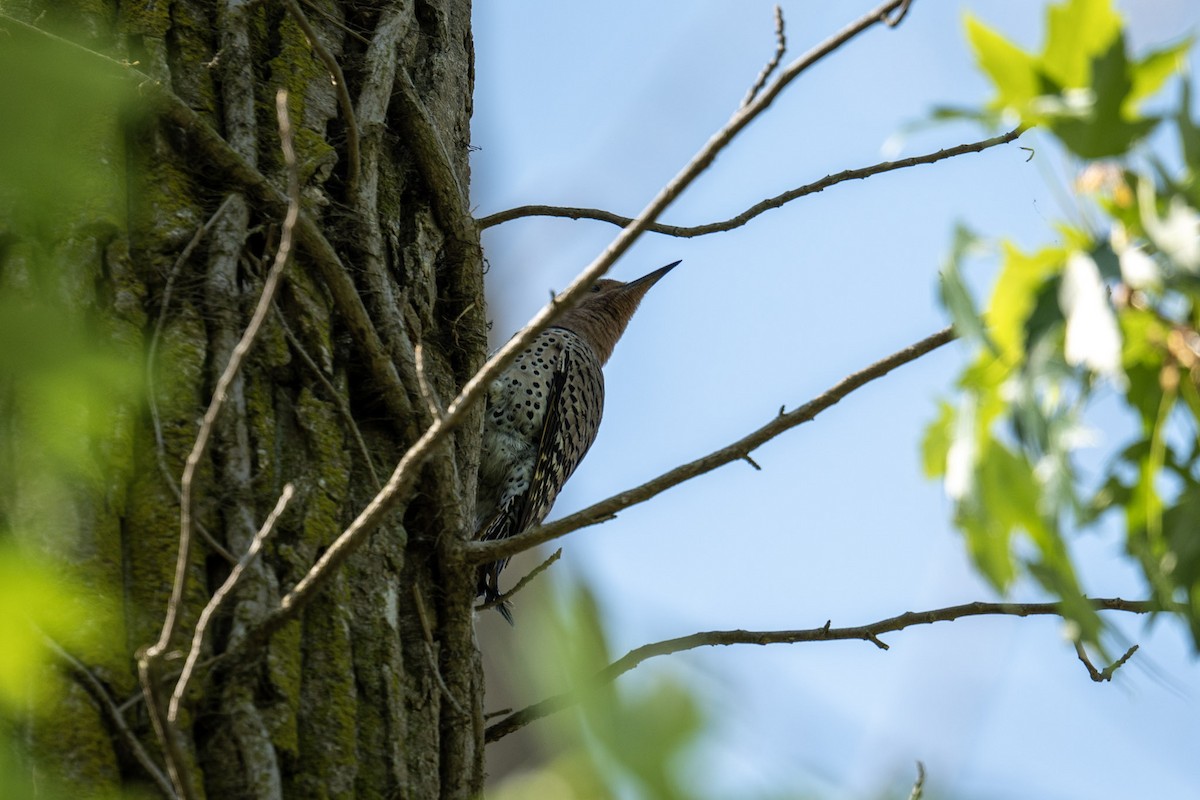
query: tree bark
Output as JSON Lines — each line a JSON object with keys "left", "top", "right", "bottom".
{"left": 4, "top": 1, "right": 485, "bottom": 797}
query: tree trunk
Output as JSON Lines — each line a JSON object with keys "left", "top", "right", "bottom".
{"left": 4, "top": 1, "right": 486, "bottom": 797}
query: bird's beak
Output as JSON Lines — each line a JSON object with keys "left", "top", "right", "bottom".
{"left": 628, "top": 260, "right": 681, "bottom": 290}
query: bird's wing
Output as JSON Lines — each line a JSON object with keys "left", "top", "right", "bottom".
{"left": 479, "top": 345, "right": 574, "bottom": 546}
{"left": 477, "top": 341, "right": 605, "bottom": 620}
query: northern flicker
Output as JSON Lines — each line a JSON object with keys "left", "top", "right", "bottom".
{"left": 476, "top": 261, "right": 679, "bottom": 621}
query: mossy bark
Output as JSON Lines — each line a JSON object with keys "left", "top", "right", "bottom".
{"left": 3, "top": 1, "right": 486, "bottom": 797}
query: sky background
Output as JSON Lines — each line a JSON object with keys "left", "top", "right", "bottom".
{"left": 469, "top": 2, "right": 1200, "bottom": 798}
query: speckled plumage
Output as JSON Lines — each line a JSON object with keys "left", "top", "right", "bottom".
{"left": 476, "top": 262, "right": 678, "bottom": 620}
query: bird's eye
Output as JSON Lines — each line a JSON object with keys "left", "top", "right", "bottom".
{"left": 590, "top": 285, "right": 601, "bottom": 293}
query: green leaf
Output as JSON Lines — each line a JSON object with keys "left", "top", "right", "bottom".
{"left": 1049, "top": 34, "right": 1159, "bottom": 158}
{"left": 927, "top": 105, "right": 1004, "bottom": 126}
{"left": 1129, "top": 38, "right": 1193, "bottom": 110}
{"left": 1177, "top": 81, "right": 1200, "bottom": 198}
{"left": 938, "top": 225, "right": 994, "bottom": 350}
{"left": 1090, "top": 241, "right": 1121, "bottom": 281}
{"left": 1120, "top": 309, "right": 1168, "bottom": 433}
{"left": 958, "top": 440, "right": 1037, "bottom": 590}
{"left": 1041, "top": 0, "right": 1122, "bottom": 89}
{"left": 964, "top": 13, "right": 1041, "bottom": 110}
{"left": 1022, "top": 275, "right": 1065, "bottom": 353}
{"left": 922, "top": 401, "right": 956, "bottom": 478}
{"left": 1163, "top": 484, "right": 1200, "bottom": 588}
{"left": 0, "top": 546, "right": 113, "bottom": 713}
{"left": 989, "top": 243, "right": 1065, "bottom": 366}
{"left": 0, "top": 31, "right": 136, "bottom": 229}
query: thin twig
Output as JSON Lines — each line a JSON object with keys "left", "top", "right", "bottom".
{"left": 42, "top": 633, "right": 178, "bottom": 800}
{"left": 1074, "top": 641, "right": 1140, "bottom": 683}
{"left": 283, "top": 0, "right": 360, "bottom": 193}
{"left": 908, "top": 761, "right": 926, "bottom": 800}
{"left": 467, "top": 327, "right": 956, "bottom": 565}
{"left": 168, "top": 484, "right": 295, "bottom": 723}
{"left": 136, "top": 656, "right": 195, "bottom": 800}
{"left": 884, "top": 0, "right": 915, "bottom": 27}
{"left": 274, "top": 306, "right": 382, "bottom": 488}
{"left": 484, "top": 597, "right": 1155, "bottom": 742}
{"left": 414, "top": 343, "right": 445, "bottom": 421}
{"left": 742, "top": 5, "right": 786, "bottom": 108}
{"left": 477, "top": 128, "right": 1023, "bottom": 233}
{"left": 474, "top": 548, "right": 563, "bottom": 614}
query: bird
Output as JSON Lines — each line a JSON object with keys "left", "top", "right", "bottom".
{"left": 475, "top": 260, "right": 679, "bottom": 621}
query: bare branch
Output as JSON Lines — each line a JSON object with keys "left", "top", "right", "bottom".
{"left": 43, "top": 633, "right": 178, "bottom": 800}
{"left": 283, "top": 0, "right": 360, "bottom": 193}
{"left": 299, "top": 0, "right": 371, "bottom": 45}
{"left": 415, "top": 343, "right": 446, "bottom": 422}
{"left": 474, "top": 548, "right": 563, "bottom": 614}
{"left": 908, "top": 761, "right": 926, "bottom": 800}
{"left": 1075, "top": 641, "right": 1140, "bottom": 683}
{"left": 477, "top": 128, "right": 1023, "bottom": 233}
{"left": 884, "top": 0, "right": 915, "bottom": 27}
{"left": 467, "top": 327, "right": 956, "bottom": 565}
{"left": 742, "top": 5, "right": 786, "bottom": 108}
{"left": 168, "top": 484, "right": 294, "bottom": 723}
{"left": 485, "top": 597, "right": 1155, "bottom": 742}
{"left": 136, "top": 655, "right": 195, "bottom": 800}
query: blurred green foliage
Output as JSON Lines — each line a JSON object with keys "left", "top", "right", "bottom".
{"left": 925, "top": 0, "right": 1200, "bottom": 645}
{"left": 0, "top": 17, "right": 140, "bottom": 798}
{"left": 493, "top": 583, "right": 705, "bottom": 800}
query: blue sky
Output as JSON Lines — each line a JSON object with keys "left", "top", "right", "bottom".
{"left": 470, "top": 2, "right": 1200, "bottom": 797}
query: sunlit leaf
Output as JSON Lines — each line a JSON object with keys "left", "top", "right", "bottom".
{"left": 1129, "top": 38, "right": 1193, "bottom": 109}
{"left": 1059, "top": 251, "right": 1124, "bottom": 381}
{"left": 1049, "top": 35, "right": 1159, "bottom": 158}
{"left": 0, "top": 546, "right": 111, "bottom": 713}
{"left": 958, "top": 440, "right": 1029, "bottom": 590}
{"left": 990, "top": 243, "right": 1064, "bottom": 365}
{"left": 938, "top": 225, "right": 994, "bottom": 351}
{"left": 1041, "top": 0, "right": 1122, "bottom": 89}
{"left": 1138, "top": 180, "right": 1200, "bottom": 272}
{"left": 1117, "top": 245, "right": 1161, "bottom": 289}
{"left": 964, "top": 14, "right": 1040, "bottom": 111}
{"left": 1178, "top": 81, "right": 1200, "bottom": 181}
{"left": 921, "top": 401, "right": 955, "bottom": 479}
{"left": 944, "top": 396, "right": 978, "bottom": 501}
{"left": 1163, "top": 484, "right": 1200, "bottom": 590}
{"left": 516, "top": 581, "right": 707, "bottom": 800}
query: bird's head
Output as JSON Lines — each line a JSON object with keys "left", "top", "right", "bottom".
{"left": 556, "top": 260, "right": 680, "bottom": 364}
